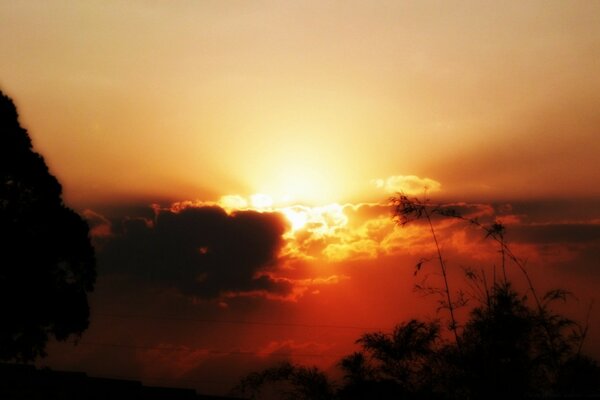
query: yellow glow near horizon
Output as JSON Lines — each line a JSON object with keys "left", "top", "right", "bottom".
{"left": 213, "top": 193, "right": 350, "bottom": 235}
{"left": 247, "top": 158, "right": 342, "bottom": 206}
{"left": 250, "top": 193, "right": 274, "bottom": 209}
{"left": 274, "top": 165, "right": 326, "bottom": 204}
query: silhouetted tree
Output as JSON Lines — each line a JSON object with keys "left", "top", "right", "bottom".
{"left": 234, "top": 361, "right": 335, "bottom": 400}
{"left": 0, "top": 90, "right": 96, "bottom": 362}
{"left": 459, "top": 283, "right": 544, "bottom": 398}
{"left": 338, "top": 320, "right": 442, "bottom": 399}
{"left": 338, "top": 352, "right": 378, "bottom": 399}
{"left": 334, "top": 283, "right": 599, "bottom": 399}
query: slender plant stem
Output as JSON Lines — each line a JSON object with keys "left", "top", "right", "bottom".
{"left": 424, "top": 208, "right": 461, "bottom": 350}
{"left": 577, "top": 300, "right": 594, "bottom": 357}
{"left": 500, "top": 233, "right": 507, "bottom": 284}
{"left": 455, "top": 215, "right": 561, "bottom": 367}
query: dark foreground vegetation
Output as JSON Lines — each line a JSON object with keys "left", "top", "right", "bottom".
{"left": 0, "top": 363, "right": 240, "bottom": 400}
{"left": 235, "top": 196, "right": 600, "bottom": 399}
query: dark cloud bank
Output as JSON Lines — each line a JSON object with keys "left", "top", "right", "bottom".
{"left": 91, "top": 199, "right": 600, "bottom": 301}
{"left": 98, "top": 206, "right": 292, "bottom": 299}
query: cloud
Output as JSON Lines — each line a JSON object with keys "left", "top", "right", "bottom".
{"left": 82, "top": 209, "right": 113, "bottom": 238}
{"left": 507, "top": 223, "right": 600, "bottom": 244}
{"left": 99, "top": 205, "right": 292, "bottom": 299}
{"left": 373, "top": 175, "right": 441, "bottom": 195}
{"left": 95, "top": 197, "right": 600, "bottom": 301}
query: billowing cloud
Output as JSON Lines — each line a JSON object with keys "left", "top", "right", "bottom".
{"left": 373, "top": 175, "right": 441, "bottom": 195}
{"left": 92, "top": 197, "right": 600, "bottom": 302}
{"left": 99, "top": 205, "right": 291, "bottom": 299}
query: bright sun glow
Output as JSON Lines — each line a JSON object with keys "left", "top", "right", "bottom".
{"left": 250, "top": 193, "right": 274, "bottom": 209}
{"left": 215, "top": 193, "right": 349, "bottom": 234}
{"left": 249, "top": 159, "right": 340, "bottom": 205}
{"left": 280, "top": 204, "right": 349, "bottom": 236}
{"left": 280, "top": 208, "right": 309, "bottom": 232}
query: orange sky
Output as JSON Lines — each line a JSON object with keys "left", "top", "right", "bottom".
{"left": 2, "top": 1, "right": 600, "bottom": 396}
{"left": 2, "top": 1, "right": 600, "bottom": 206}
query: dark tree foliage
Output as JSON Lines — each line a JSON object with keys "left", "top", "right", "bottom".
{"left": 234, "top": 361, "right": 335, "bottom": 400}
{"left": 459, "top": 284, "right": 536, "bottom": 398}
{"left": 0, "top": 90, "right": 96, "bottom": 362}
{"left": 337, "top": 320, "right": 442, "bottom": 399}
{"left": 339, "top": 284, "right": 599, "bottom": 399}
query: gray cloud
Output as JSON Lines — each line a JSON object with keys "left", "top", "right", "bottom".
{"left": 99, "top": 206, "right": 291, "bottom": 299}
{"left": 507, "top": 223, "right": 600, "bottom": 244}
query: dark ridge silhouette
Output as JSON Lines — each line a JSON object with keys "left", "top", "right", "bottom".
{"left": 0, "top": 363, "right": 242, "bottom": 400}
{"left": 0, "top": 90, "right": 96, "bottom": 362}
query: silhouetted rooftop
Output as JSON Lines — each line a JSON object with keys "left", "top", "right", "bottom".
{"left": 0, "top": 363, "right": 241, "bottom": 400}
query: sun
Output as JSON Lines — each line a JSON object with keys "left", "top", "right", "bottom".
{"left": 250, "top": 193, "right": 274, "bottom": 209}
{"left": 249, "top": 162, "right": 338, "bottom": 206}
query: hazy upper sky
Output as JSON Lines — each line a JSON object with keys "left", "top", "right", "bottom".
{"left": 2, "top": 2, "right": 600, "bottom": 396}
{"left": 2, "top": 0, "right": 599, "bottom": 207}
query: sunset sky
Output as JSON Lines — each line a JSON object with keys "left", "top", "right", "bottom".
{"left": 2, "top": 1, "right": 600, "bottom": 396}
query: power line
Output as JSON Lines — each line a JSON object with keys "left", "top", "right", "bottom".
{"left": 94, "top": 312, "right": 380, "bottom": 331}
{"left": 79, "top": 341, "right": 349, "bottom": 359}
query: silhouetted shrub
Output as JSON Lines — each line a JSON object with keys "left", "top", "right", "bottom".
{"left": 234, "top": 361, "right": 334, "bottom": 400}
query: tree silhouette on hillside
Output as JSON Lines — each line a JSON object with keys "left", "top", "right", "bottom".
{"left": 0, "top": 90, "right": 96, "bottom": 362}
